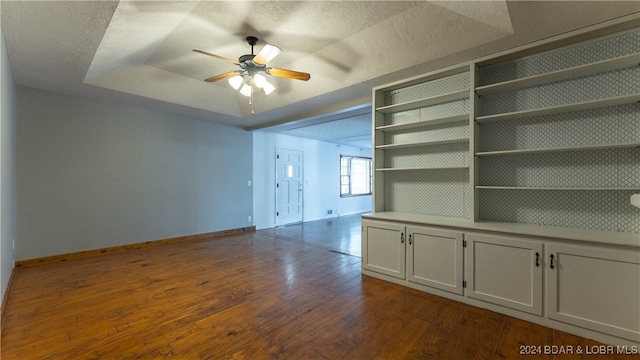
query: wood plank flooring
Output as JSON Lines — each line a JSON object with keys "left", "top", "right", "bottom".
{"left": 1, "top": 218, "right": 626, "bottom": 359}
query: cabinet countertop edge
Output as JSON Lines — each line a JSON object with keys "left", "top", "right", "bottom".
{"left": 361, "top": 212, "right": 640, "bottom": 248}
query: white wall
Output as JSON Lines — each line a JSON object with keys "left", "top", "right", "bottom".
{"left": 1, "top": 30, "right": 16, "bottom": 308}
{"left": 16, "top": 87, "right": 253, "bottom": 260}
{"left": 253, "top": 131, "right": 371, "bottom": 229}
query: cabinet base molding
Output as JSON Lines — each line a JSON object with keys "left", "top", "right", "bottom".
{"left": 361, "top": 270, "right": 639, "bottom": 347}
{"left": 16, "top": 226, "right": 256, "bottom": 268}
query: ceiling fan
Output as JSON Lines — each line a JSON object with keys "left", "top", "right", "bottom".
{"left": 193, "top": 36, "right": 311, "bottom": 98}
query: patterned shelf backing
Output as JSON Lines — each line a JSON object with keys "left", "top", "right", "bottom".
{"left": 479, "top": 189, "right": 639, "bottom": 233}
{"left": 383, "top": 169, "right": 470, "bottom": 219}
{"left": 478, "top": 31, "right": 640, "bottom": 86}
{"left": 477, "top": 30, "right": 640, "bottom": 232}
{"left": 379, "top": 71, "right": 471, "bottom": 219}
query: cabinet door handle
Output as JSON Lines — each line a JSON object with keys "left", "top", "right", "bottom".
{"left": 401, "top": 233, "right": 404, "bottom": 244}
{"left": 549, "top": 254, "right": 555, "bottom": 269}
{"left": 408, "top": 234, "right": 413, "bottom": 245}
{"left": 535, "top": 252, "right": 540, "bottom": 267}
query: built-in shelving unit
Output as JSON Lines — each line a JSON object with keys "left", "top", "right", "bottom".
{"left": 371, "top": 21, "right": 640, "bottom": 237}
{"left": 474, "top": 27, "right": 640, "bottom": 234}
{"left": 373, "top": 64, "right": 472, "bottom": 219}
{"left": 366, "top": 19, "right": 640, "bottom": 347}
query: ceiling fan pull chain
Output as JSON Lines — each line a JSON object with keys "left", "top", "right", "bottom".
{"left": 250, "top": 86, "right": 255, "bottom": 115}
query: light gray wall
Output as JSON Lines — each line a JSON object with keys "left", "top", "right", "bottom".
{"left": 253, "top": 131, "right": 371, "bottom": 230}
{"left": 1, "top": 30, "right": 16, "bottom": 305}
{"left": 16, "top": 87, "right": 253, "bottom": 260}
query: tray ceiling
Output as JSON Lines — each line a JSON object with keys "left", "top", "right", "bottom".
{"left": 2, "top": 1, "right": 638, "bottom": 134}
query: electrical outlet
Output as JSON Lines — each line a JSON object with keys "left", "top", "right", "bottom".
{"left": 248, "top": 215, "right": 252, "bottom": 223}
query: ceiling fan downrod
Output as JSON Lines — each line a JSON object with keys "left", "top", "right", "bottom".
{"left": 239, "top": 36, "right": 259, "bottom": 64}
{"left": 246, "top": 36, "right": 258, "bottom": 55}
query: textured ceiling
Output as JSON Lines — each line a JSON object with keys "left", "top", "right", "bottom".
{"left": 2, "top": 1, "right": 639, "bottom": 148}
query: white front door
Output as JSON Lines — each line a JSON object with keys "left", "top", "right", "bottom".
{"left": 275, "top": 148, "right": 303, "bottom": 226}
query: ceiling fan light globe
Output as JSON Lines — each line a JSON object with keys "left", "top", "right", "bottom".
{"left": 240, "top": 84, "right": 252, "bottom": 97}
{"left": 228, "top": 75, "right": 243, "bottom": 89}
{"left": 263, "top": 81, "right": 276, "bottom": 95}
{"left": 254, "top": 73, "right": 267, "bottom": 88}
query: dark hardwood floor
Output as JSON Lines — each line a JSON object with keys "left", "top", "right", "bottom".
{"left": 264, "top": 214, "right": 363, "bottom": 257}
{"left": 1, "top": 216, "right": 624, "bottom": 359}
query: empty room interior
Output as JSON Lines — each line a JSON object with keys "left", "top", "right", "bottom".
{"left": 1, "top": 1, "right": 640, "bottom": 359}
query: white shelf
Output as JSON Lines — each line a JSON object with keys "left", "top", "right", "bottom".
{"left": 475, "top": 142, "right": 640, "bottom": 156}
{"left": 475, "top": 186, "right": 640, "bottom": 191}
{"left": 376, "top": 166, "right": 468, "bottom": 172}
{"left": 476, "top": 52, "right": 640, "bottom": 95}
{"left": 475, "top": 94, "right": 640, "bottom": 123}
{"left": 376, "top": 89, "right": 469, "bottom": 114}
{"left": 376, "top": 114, "right": 469, "bottom": 132}
{"left": 376, "top": 137, "right": 469, "bottom": 150}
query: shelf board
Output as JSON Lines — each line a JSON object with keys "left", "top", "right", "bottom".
{"left": 476, "top": 52, "right": 640, "bottom": 95}
{"left": 475, "top": 186, "right": 640, "bottom": 191}
{"left": 376, "top": 166, "right": 469, "bottom": 172}
{"left": 376, "top": 89, "right": 469, "bottom": 114}
{"left": 475, "top": 94, "right": 640, "bottom": 123}
{"left": 376, "top": 137, "right": 469, "bottom": 150}
{"left": 376, "top": 114, "right": 469, "bottom": 132}
{"left": 475, "top": 142, "right": 640, "bottom": 156}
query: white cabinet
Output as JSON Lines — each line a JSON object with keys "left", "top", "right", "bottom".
{"left": 465, "top": 233, "right": 543, "bottom": 315}
{"left": 361, "top": 220, "right": 405, "bottom": 279}
{"left": 362, "top": 220, "right": 464, "bottom": 295}
{"left": 407, "top": 226, "right": 464, "bottom": 295}
{"left": 362, "top": 213, "right": 640, "bottom": 345}
{"left": 547, "top": 243, "right": 640, "bottom": 342}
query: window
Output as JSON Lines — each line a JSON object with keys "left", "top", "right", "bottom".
{"left": 340, "top": 155, "right": 372, "bottom": 197}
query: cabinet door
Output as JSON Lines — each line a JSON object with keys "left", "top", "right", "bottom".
{"left": 547, "top": 244, "right": 640, "bottom": 342}
{"left": 466, "top": 234, "right": 543, "bottom": 315}
{"left": 362, "top": 220, "right": 406, "bottom": 279}
{"left": 407, "top": 226, "right": 464, "bottom": 295}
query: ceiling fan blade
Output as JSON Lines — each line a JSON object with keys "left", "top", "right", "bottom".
{"left": 266, "top": 67, "right": 311, "bottom": 81}
{"left": 252, "top": 44, "right": 282, "bottom": 65}
{"left": 193, "top": 49, "right": 239, "bottom": 65}
{"left": 204, "top": 70, "right": 242, "bottom": 83}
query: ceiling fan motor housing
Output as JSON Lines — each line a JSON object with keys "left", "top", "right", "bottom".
{"left": 239, "top": 54, "right": 256, "bottom": 64}
{"left": 239, "top": 36, "right": 267, "bottom": 72}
